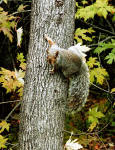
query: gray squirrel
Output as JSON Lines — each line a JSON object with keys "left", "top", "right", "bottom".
{"left": 45, "top": 35, "right": 90, "bottom": 111}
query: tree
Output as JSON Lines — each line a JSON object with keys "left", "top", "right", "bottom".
{"left": 19, "top": 0, "right": 75, "bottom": 149}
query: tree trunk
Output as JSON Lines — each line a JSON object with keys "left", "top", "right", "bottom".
{"left": 19, "top": 0, "right": 75, "bottom": 149}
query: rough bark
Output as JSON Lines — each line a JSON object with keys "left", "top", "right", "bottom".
{"left": 19, "top": 0, "right": 75, "bottom": 150}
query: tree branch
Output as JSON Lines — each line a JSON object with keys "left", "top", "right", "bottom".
{"left": 90, "top": 83, "right": 115, "bottom": 95}
{"left": 80, "top": 20, "right": 115, "bottom": 36}
{"left": 0, "top": 100, "right": 21, "bottom": 105}
{"left": 5, "top": 102, "right": 21, "bottom": 121}
{"left": 88, "top": 36, "right": 115, "bottom": 47}
{"left": 10, "top": 10, "right": 31, "bottom": 16}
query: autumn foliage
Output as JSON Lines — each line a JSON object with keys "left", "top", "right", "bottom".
{"left": 0, "top": 0, "right": 115, "bottom": 149}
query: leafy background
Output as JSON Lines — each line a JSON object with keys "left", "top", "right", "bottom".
{"left": 0, "top": 0, "right": 115, "bottom": 149}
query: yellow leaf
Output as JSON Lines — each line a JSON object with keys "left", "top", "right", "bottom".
{"left": 90, "top": 67, "right": 108, "bottom": 85}
{"left": 0, "top": 120, "right": 10, "bottom": 133}
{"left": 87, "top": 57, "right": 100, "bottom": 68}
{"left": 17, "top": 87, "right": 23, "bottom": 97}
{"left": 88, "top": 122, "right": 97, "bottom": 131}
{"left": 17, "top": 4, "right": 27, "bottom": 12}
{"left": 0, "top": 7, "right": 3, "bottom": 11}
{"left": 1, "top": 27, "right": 13, "bottom": 42}
{"left": 111, "top": 88, "right": 115, "bottom": 93}
{"left": 20, "top": 62, "right": 26, "bottom": 70}
{"left": 3, "top": 0, "right": 7, "bottom": 4}
{"left": 0, "top": 135, "right": 8, "bottom": 148}
{"left": 75, "top": 28, "right": 95, "bottom": 43}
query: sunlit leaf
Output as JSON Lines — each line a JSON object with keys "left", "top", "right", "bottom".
{"left": 111, "top": 88, "right": 115, "bottom": 93}
{"left": 88, "top": 107, "right": 105, "bottom": 131}
{"left": 0, "top": 120, "right": 10, "bottom": 133}
{"left": 0, "top": 7, "right": 3, "bottom": 11}
{"left": 90, "top": 67, "right": 108, "bottom": 85}
{"left": 1, "top": 27, "right": 13, "bottom": 42}
{"left": 0, "top": 135, "right": 8, "bottom": 148}
{"left": 3, "top": 0, "right": 7, "bottom": 4}
{"left": 75, "top": 28, "right": 95, "bottom": 43}
{"left": 87, "top": 57, "right": 100, "bottom": 68}
{"left": 82, "top": 1, "right": 88, "bottom": 5}
{"left": 17, "top": 4, "right": 27, "bottom": 12}
{"left": 94, "top": 40, "right": 115, "bottom": 55}
{"left": 88, "top": 122, "right": 97, "bottom": 131}
{"left": 0, "top": 10, "right": 16, "bottom": 42}
{"left": 75, "top": 0, "right": 115, "bottom": 21}
{"left": 17, "top": 53, "right": 25, "bottom": 63}
{"left": 105, "top": 51, "right": 115, "bottom": 64}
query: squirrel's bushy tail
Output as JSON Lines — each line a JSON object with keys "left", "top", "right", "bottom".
{"left": 68, "top": 62, "right": 90, "bottom": 111}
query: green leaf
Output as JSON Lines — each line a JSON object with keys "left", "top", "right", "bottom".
{"left": 112, "top": 15, "right": 115, "bottom": 22}
{"left": 94, "top": 40, "right": 115, "bottom": 54}
{"left": 88, "top": 107, "right": 105, "bottom": 131}
{"left": 111, "top": 122, "right": 115, "bottom": 127}
{"left": 105, "top": 50, "right": 115, "bottom": 64}
{"left": 88, "top": 107, "right": 105, "bottom": 120}
{"left": 82, "top": 0, "right": 88, "bottom": 5}
{"left": 76, "top": 2, "right": 79, "bottom": 7}
{"left": 94, "top": 40, "right": 115, "bottom": 64}
{"left": 17, "top": 53, "right": 25, "bottom": 63}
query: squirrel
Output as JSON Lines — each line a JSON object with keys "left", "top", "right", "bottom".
{"left": 45, "top": 35, "right": 90, "bottom": 111}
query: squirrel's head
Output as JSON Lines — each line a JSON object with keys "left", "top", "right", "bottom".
{"left": 47, "top": 49, "right": 59, "bottom": 65}
{"left": 45, "top": 35, "right": 59, "bottom": 65}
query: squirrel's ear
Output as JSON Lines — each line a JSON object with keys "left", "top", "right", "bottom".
{"left": 55, "top": 51, "right": 59, "bottom": 58}
{"left": 45, "top": 35, "right": 55, "bottom": 46}
{"left": 46, "top": 48, "right": 49, "bottom": 54}
{"left": 48, "top": 40, "right": 55, "bottom": 46}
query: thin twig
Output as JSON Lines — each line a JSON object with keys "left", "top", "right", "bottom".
{"left": 88, "top": 36, "right": 115, "bottom": 47}
{"left": 63, "top": 129, "right": 102, "bottom": 136}
{"left": 11, "top": 10, "right": 31, "bottom": 16}
{"left": 81, "top": 20, "right": 115, "bottom": 36}
{"left": 106, "top": 19, "right": 115, "bottom": 33}
{"left": 98, "top": 122, "right": 110, "bottom": 133}
{"left": 90, "top": 83, "right": 115, "bottom": 95}
{"left": 96, "top": 133, "right": 107, "bottom": 150}
{"left": 5, "top": 102, "right": 21, "bottom": 121}
{"left": 97, "top": 32, "right": 102, "bottom": 64}
{"left": 6, "top": 142, "right": 19, "bottom": 149}
{"left": 0, "top": 99, "right": 21, "bottom": 105}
